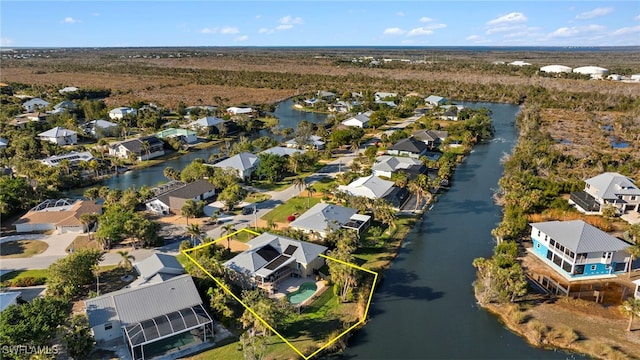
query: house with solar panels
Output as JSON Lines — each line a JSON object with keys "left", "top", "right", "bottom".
{"left": 84, "top": 274, "right": 213, "bottom": 360}
{"left": 224, "top": 233, "right": 327, "bottom": 292}
{"left": 530, "top": 220, "right": 631, "bottom": 280}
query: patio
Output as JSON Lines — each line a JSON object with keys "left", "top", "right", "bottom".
{"left": 270, "top": 276, "right": 324, "bottom": 304}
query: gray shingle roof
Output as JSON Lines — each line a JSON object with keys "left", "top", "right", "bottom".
{"left": 530, "top": 220, "right": 630, "bottom": 254}
{"left": 190, "top": 116, "right": 225, "bottom": 128}
{"left": 156, "top": 179, "right": 215, "bottom": 206}
{"left": 388, "top": 137, "right": 428, "bottom": 153}
{"left": 260, "top": 146, "right": 304, "bottom": 157}
{"left": 585, "top": 172, "right": 640, "bottom": 199}
{"left": 373, "top": 155, "right": 422, "bottom": 173}
{"left": 85, "top": 274, "right": 202, "bottom": 327}
{"left": 211, "top": 152, "right": 259, "bottom": 172}
{"left": 290, "top": 203, "right": 357, "bottom": 232}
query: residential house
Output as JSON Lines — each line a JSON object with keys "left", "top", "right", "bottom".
{"left": 14, "top": 199, "right": 102, "bottom": 234}
{"left": 226, "top": 106, "right": 253, "bottom": 116}
{"left": 376, "top": 100, "right": 397, "bottom": 108}
{"left": 145, "top": 179, "right": 216, "bottom": 215}
{"left": 58, "top": 86, "right": 79, "bottom": 94}
{"left": 412, "top": 129, "right": 448, "bottom": 149}
{"left": 128, "top": 252, "right": 185, "bottom": 288}
{"left": 290, "top": 203, "right": 371, "bottom": 239}
{"left": 40, "top": 151, "right": 94, "bottom": 167}
{"left": 341, "top": 111, "right": 373, "bottom": 128}
{"left": 83, "top": 119, "right": 119, "bottom": 137}
{"left": 22, "top": 98, "right": 50, "bottom": 112}
{"left": 337, "top": 175, "right": 410, "bottom": 210}
{"left": 0, "top": 292, "right": 22, "bottom": 312}
{"left": 329, "top": 101, "right": 352, "bottom": 113}
{"left": 372, "top": 155, "right": 427, "bottom": 179}
{"left": 224, "top": 233, "right": 327, "bottom": 291}
{"left": 303, "top": 98, "right": 321, "bottom": 106}
{"left": 85, "top": 275, "right": 213, "bottom": 359}
{"left": 374, "top": 92, "right": 397, "bottom": 101}
{"left": 185, "top": 105, "right": 216, "bottom": 116}
{"left": 209, "top": 152, "right": 259, "bottom": 181}
{"left": 108, "top": 107, "right": 137, "bottom": 120}
{"left": 530, "top": 220, "right": 630, "bottom": 280}
{"left": 38, "top": 127, "right": 78, "bottom": 145}
{"left": 189, "top": 116, "right": 225, "bottom": 133}
{"left": 260, "top": 146, "right": 304, "bottom": 157}
{"left": 156, "top": 128, "right": 198, "bottom": 144}
{"left": 425, "top": 95, "right": 446, "bottom": 107}
{"left": 48, "top": 100, "right": 75, "bottom": 114}
{"left": 387, "top": 137, "right": 428, "bottom": 159}
{"left": 109, "top": 136, "right": 165, "bottom": 161}
{"left": 11, "top": 113, "right": 47, "bottom": 128}
{"left": 569, "top": 172, "right": 640, "bottom": 215}
{"left": 284, "top": 135, "right": 325, "bottom": 150}
{"left": 317, "top": 90, "right": 336, "bottom": 100}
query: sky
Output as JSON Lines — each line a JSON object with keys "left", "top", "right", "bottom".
{"left": 1, "top": 1, "right": 639, "bottom": 47}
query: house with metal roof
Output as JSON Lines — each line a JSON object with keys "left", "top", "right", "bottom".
{"left": 109, "top": 136, "right": 165, "bottom": 161}
{"left": 156, "top": 128, "right": 198, "bottom": 144}
{"left": 372, "top": 155, "right": 426, "bottom": 179}
{"left": 387, "top": 137, "right": 428, "bottom": 159}
{"left": 226, "top": 106, "right": 253, "bottom": 116}
{"left": 284, "top": 135, "right": 325, "bottom": 150}
{"left": 38, "top": 127, "right": 78, "bottom": 145}
{"left": 85, "top": 274, "right": 213, "bottom": 359}
{"left": 128, "top": 253, "right": 185, "bottom": 288}
{"left": 22, "top": 98, "right": 50, "bottom": 112}
{"left": 48, "top": 100, "right": 76, "bottom": 114}
{"left": 425, "top": 95, "right": 446, "bottom": 107}
{"left": 108, "top": 107, "right": 137, "bottom": 120}
{"left": 337, "top": 175, "right": 410, "bottom": 210}
{"left": 145, "top": 179, "right": 216, "bottom": 215}
{"left": 83, "top": 119, "right": 119, "bottom": 137}
{"left": 224, "top": 233, "right": 327, "bottom": 292}
{"left": 260, "top": 146, "right": 304, "bottom": 157}
{"left": 341, "top": 111, "right": 373, "bottom": 128}
{"left": 530, "top": 220, "right": 631, "bottom": 280}
{"left": 208, "top": 152, "right": 259, "bottom": 181}
{"left": 569, "top": 172, "right": 640, "bottom": 215}
{"left": 374, "top": 92, "right": 397, "bottom": 101}
{"left": 290, "top": 203, "right": 371, "bottom": 239}
{"left": 189, "top": 116, "right": 225, "bottom": 133}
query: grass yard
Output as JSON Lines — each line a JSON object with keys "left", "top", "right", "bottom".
{"left": 0, "top": 240, "right": 48, "bottom": 258}
{"left": 261, "top": 196, "right": 321, "bottom": 223}
{"left": 66, "top": 235, "right": 103, "bottom": 253}
{"left": 355, "top": 217, "right": 416, "bottom": 271}
{"left": 0, "top": 269, "right": 49, "bottom": 282}
{"left": 244, "top": 192, "right": 271, "bottom": 203}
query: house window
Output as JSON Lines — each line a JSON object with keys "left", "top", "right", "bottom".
{"left": 536, "top": 243, "right": 540, "bottom": 249}
{"left": 104, "top": 323, "right": 112, "bottom": 331}
{"left": 631, "top": 196, "right": 638, "bottom": 201}
{"left": 549, "top": 239, "right": 555, "bottom": 246}
{"left": 602, "top": 252, "right": 612, "bottom": 259}
{"left": 590, "top": 265, "right": 597, "bottom": 271}
{"left": 537, "top": 230, "right": 541, "bottom": 237}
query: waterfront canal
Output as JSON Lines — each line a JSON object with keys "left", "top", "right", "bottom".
{"left": 341, "top": 103, "right": 585, "bottom": 359}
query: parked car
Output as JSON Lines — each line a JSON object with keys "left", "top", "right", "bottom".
{"left": 242, "top": 206, "right": 255, "bottom": 215}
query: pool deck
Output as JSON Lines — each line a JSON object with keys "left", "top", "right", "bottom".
{"left": 271, "top": 276, "right": 325, "bottom": 305}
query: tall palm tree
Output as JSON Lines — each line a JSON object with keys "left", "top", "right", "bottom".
{"left": 292, "top": 177, "right": 306, "bottom": 196}
{"left": 620, "top": 298, "right": 640, "bottom": 331}
{"left": 407, "top": 180, "right": 422, "bottom": 211}
{"left": 140, "top": 141, "right": 151, "bottom": 161}
{"left": 221, "top": 224, "right": 237, "bottom": 249}
{"left": 80, "top": 212, "right": 99, "bottom": 240}
{"left": 186, "top": 223, "right": 203, "bottom": 246}
{"left": 111, "top": 157, "right": 123, "bottom": 175}
{"left": 117, "top": 251, "right": 135, "bottom": 277}
{"left": 305, "top": 184, "right": 316, "bottom": 208}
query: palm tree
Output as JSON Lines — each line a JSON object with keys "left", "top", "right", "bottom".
{"left": 292, "top": 177, "right": 305, "bottom": 196}
{"left": 619, "top": 298, "right": 640, "bottom": 331}
{"left": 80, "top": 212, "right": 99, "bottom": 240}
{"left": 59, "top": 159, "right": 71, "bottom": 176}
{"left": 626, "top": 242, "right": 640, "bottom": 278}
{"left": 111, "top": 157, "right": 123, "bottom": 175}
{"left": 186, "top": 223, "right": 203, "bottom": 246}
{"left": 305, "top": 184, "right": 316, "bottom": 208}
{"left": 407, "top": 180, "right": 422, "bottom": 211}
{"left": 140, "top": 141, "right": 151, "bottom": 161}
{"left": 221, "top": 224, "right": 237, "bottom": 249}
{"left": 117, "top": 251, "right": 135, "bottom": 277}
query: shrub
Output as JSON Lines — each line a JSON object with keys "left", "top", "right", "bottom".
{"left": 8, "top": 276, "right": 47, "bottom": 287}
{"left": 526, "top": 319, "right": 548, "bottom": 345}
{"left": 548, "top": 325, "right": 579, "bottom": 346}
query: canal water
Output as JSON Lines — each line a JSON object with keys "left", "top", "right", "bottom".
{"left": 340, "top": 102, "right": 585, "bottom": 359}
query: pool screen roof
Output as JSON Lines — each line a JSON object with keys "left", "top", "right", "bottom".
{"left": 123, "top": 304, "right": 212, "bottom": 348}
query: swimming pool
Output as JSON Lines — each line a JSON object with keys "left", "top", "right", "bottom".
{"left": 287, "top": 282, "right": 317, "bottom": 305}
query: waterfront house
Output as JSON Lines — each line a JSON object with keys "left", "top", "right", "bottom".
{"left": 284, "top": 135, "right": 325, "bottom": 150}
{"left": 40, "top": 151, "right": 94, "bottom": 167}
{"left": 58, "top": 86, "right": 79, "bottom": 94}
{"left": 209, "top": 152, "right": 259, "bottom": 181}
{"left": 14, "top": 199, "right": 102, "bottom": 234}
{"left": 530, "top": 220, "right": 630, "bottom": 280}
{"left": 128, "top": 252, "right": 185, "bottom": 288}
{"left": 374, "top": 92, "right": 397, "bottom": 101}
{"left": 189, "top": 116, "right": 225, "bottom": 133}
{"left": 372, "top": 155, "right": 427, "bottom": 179}
{"left": 226, "top": 106, "right": 253, "bottom": 116}
{"left": 425, "top": 95, "right": 446, "bottom": 107}
{"left": 156, "top": 128, "right": 198, "bottom": 144}
{"left": 341, "top": 111, "right": 373, "bottom": 128}
{"left": 224, "top": 233, "right": 327, "bottom": 291}
{"left": 145, "top": 179, "right": 216, "bottom": 215}
{"left": 412, "top": 129, "right": 448, "bottom": 149}
{"left": 317, "top": 90, "right": 336, "bottom": 100}
{"left": 109, "top": 136, "right": 165, "bottom": 161}
{"left": 329, "top": 101, "right": 352, "bottom": 113}
{"left": 338, "top": 175, "right": 410, "bottom": 210}
{"left": 85, "top": 274, "right": 213, "bottom": 359}
{"left": 387, "top": 137, "right": 428, "bottom": 159}
{"left": 290, "top": 203, "right": 371, "bottom": 239}
{"left": 38, "top": 127, "right": 78, "bottom": 145}
{"left": 569, "top": 172, "right": 640, "bottom": 215}
{"left": 108, "top": 107, "right": 137, "bottom": 120}
{"left": 83, "top": 119, "right": 119, "bottom": 137}
{"left": 260, "top": 146, "right": 304, "bottom": 157}
{"left": 22, "top": 98, "right": 50, "bottom": 112}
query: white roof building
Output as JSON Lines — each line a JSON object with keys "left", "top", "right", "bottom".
{"left": 209, "top": 152, "right": 259, "bottom": 181}
{"left": 109, "top": 107, "right": 137, "bottom": 120}
{"left": 38, "top": 127, "right": 78, "bottom": 145}
{"left": 58, "top": 86, "right": 79, "bottom": 94}
{"left": 226, "top": 106, "right": 253, "bottom": 115}
{"left": 509, "top": 61, "right": 532, "bottom": 66}
{"left": 338, "top": 175, "right": 395, "bottom": 199}
{"left": 573, "top": 66, "right": 608, "bottom": 79}
{"left": 540, "top": 65, "right": 572, "bottom": 73}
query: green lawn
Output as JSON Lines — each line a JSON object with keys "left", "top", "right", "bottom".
{"left": 0, "top": 269, "right": 49, "bottom": 282}
{"left": 261, "top": 196, "right": 321, "bottom": 223}
{"left": 0, "top": 240, "right": 48, "bottom": 258}
{"left": 245, "top": 192, "right": 271, "bottom": 203}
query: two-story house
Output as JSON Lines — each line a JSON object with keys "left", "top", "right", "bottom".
{"left": 569, "top": 172, "right": 640, "bottom": 215}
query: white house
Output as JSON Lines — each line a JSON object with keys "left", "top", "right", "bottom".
{"left": 540, "top": 65, "right": 572, "bottom": 73}
{"left": 209, "top": 152, "right": 259, "bottom": 181}
{"left": 569, "top": 172, "right": 640, "bottom": 215}
{"left": 226, "top": 106, "right": 253, "bottom": 116}
{"left": 156, "top": 128, "right": 198, "bottom": 144}
{"left": 372, "top": 155, "right": 426, "bottom": 179}
{"left": 41, "top": 151, "right": 94, "bottom": 167}
{"left": 22, "top": 98, "right": 50, "bottom": 112}
{"left": 530, "top": 220, "right": 630, "bottom": 280}
{"left": 14, "top": 199, "right": 102, "bottom": 234}
{"left": 508, "top": 61, "right": 532, "bottom": 66}
{"left": 108, "top": 107, "right": 137, "bottom": 120}
{"left": 425, "top": 95, "right": 446, "bottom": 107}
{"left": 109, "top": 136, "right": 165, "bottom": 161}
{"left": 58, "top": 86, "right": 79, "bottom": 94}
{"left": 48, "top": 100, "right": 76, "bottom": 114}
{"left": 284, "top": 135, "right": 325, "bottom": 150}
{"left": 374, "top": 92, "right": 397, "bottom": 101}
{"left": 38, "top": 127, "right": 78, "bottom": 145}
{"left": 260, "top": 146, "right": 304, "bottom": 157}
{"left": 337, "top": 175, "right": 410, "bottom": 210}
{"left": 224, "top": 233, "right": 327, "bottom": 291}
{"left": 189, "top": 116, "right": 225, "bottom": 132}
{"left": 84, "top": 119, "right": 119, "bottom": 137}
{"left": 128, "top": 252, "right": 186, "bottom": 288}
{"left": 290, "top": 203, "right": 371, "bottom": 238}
{"left": 573, "top": 66, "right": 608, "bottom": 79}
{"left": 145, "top": 180, "right": 216, "bottom": 215}
{"left": 341, "top": 111, "right": 373, "bottom": 128}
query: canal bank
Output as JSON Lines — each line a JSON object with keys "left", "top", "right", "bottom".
{"left": 340, "top": 102, "right": 586, "bottom": 359}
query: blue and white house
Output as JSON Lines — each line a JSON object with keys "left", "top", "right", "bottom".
{"left": 530, "top": 220, "right": 631, "bottom": 280}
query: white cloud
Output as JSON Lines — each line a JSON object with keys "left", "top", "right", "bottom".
{"left": 634, "top": 14, "right": 640, "bottom": 21}
{"left": 487, "top": 25, "right": 525, "bottom": 35}
{"left": 220, "top": 27, "right": 239, "bottom": 35}
{"left": 258, "top": 28, "right": 273, "bottom": 34}
{"left": 424, "top": 23, "right": 446, "bottom": 30}
{"left": 549, "top": 24, "right": 606, "bottom": 37}
{"left": 235, "top": 35, "right": 249, "bottom": 42}
{"left": 466, "top": 35, "right": 492, "bottom": 44}
{"left": 487, "top": 12, "right": 527, "bottom": 25}
{"left": 407, "top": 27, "right": 433, "bottom": 36}
{"left": 0, "top": 37, "right": 13, "bottom": 46}
{"left": 201, "top": 28, "right": 217, "bottom": 34}
{"left": 576, "top": 7, "right": 614, "bottom": 20}
{"left": 466, "top": 35, "right": 481, "bottom": 41}
{"left": 92, "top": 13, "right": 100, "bottom": 17}
{"left": 61, "top": 17, "right": 81, "bottom": 24}
{"left": 383, "top": 27, "right": 405, "bottom": 35}
{"left": 419, "top": 16, "right": 433, "bottom": 23}
{"left": 279, "top": 15, "right": 303, "bottom": 25}
{"left": 613, "top": 25, "right": 640, "bottom": 35}
{"left": 396, "top": 11, "right": 405, "bottom": 17}
{"left": 276, "top": 24, "right": 293, "bottom": 31}
{"left": 255, "top": 15, "right": 262, "bottom": 19}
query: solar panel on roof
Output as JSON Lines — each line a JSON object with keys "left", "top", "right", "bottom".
{"left": 283, "top": 245, "right": 298, "bottom": 255}
{"left": 264, "top": 255, "right": 290, "bottom": 270}
{"left": 256, "top": 245, "right": 279, "bottom": 262}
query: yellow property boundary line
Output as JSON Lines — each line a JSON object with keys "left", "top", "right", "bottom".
{"left": 182, "top": 228, "right": 379, "bottom": 359}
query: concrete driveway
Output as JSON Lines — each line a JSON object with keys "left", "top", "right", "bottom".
{"left": 0, "top": 232, "right": 78, "bottom": 272}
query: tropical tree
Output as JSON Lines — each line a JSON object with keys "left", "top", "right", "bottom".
{"left": 186, "top": 223, "right": 203, "bottom": 246}
{"left": 60, "top": 314, "right": 95, "bottom": 359}
{"left": 619, "top": 298, "right": 640, "bottom": 331}
{"left": 163, "top": 166, "right": 181, "bottom": 181}
{"left": 111, "top": 156, "right": 123, "bottom": 175}
{"left": 79, "top": 212, "right": 99, "bottom": 240}
{"left": 626, "top": 240, "right": 640, "bottom": 278}
{"left": 140, "top": 140, "right": 151, "bottom": 160}
{"left": 218, "top": 183, "right": 246, "bottom": 211}
{"left": 116, "top": 250, "right": 135, "bottom": 277}
{"left": 221, "top": 224, "right": 237, "bottom": 249}
{"left": 181, "top": 199, "right": 199, "bottom": 225}
{"left": 83, "top": 187, "right": 99, "bottom": 201}
{"left": 47, "top": 249, "right": 103, "bottom": 299}
{"left": 292, "top": 176, "right": 306, "bottom": 196}
{"left": 305, "top": 184, "right": 316, "bottom": 208}
{"left": 373, "top": 198, "right": 396, "bottom": 233}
